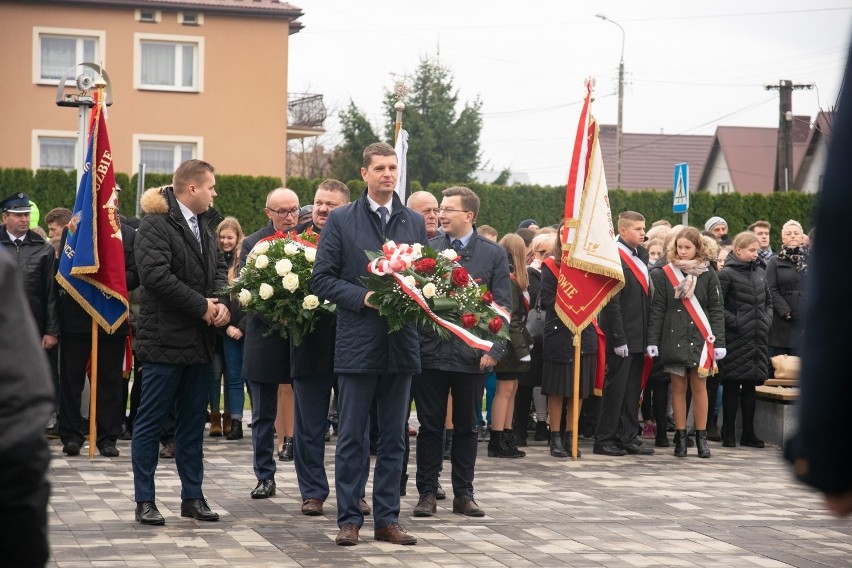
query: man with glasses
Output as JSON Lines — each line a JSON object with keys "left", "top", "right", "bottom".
{"left": 240, "top": 187, "right": 300, "bottom": 500}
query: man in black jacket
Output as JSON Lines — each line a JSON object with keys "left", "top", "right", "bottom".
{"left": 412, "top": 186, "right": 510, "bottom": 519}
{"left": 131, "top": 160, "right": 230, "bottom": 526}
{"left": 595, "top": 211, "right": 654, "bottom": 456}
{"left": 240, "top": 187, "right": 300, "bottom": 500}
{"left": 312, "top": 142, "right": 428, "bottom": 546}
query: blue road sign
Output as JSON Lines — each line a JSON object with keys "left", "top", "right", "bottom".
{"left": 673, "top": 163, "right": 689, "bottom": 214}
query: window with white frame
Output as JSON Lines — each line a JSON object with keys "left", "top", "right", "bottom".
{"left": 138, "top": 139, "right": 199, "bottom": 174}
{"left": 135, "top": 33, "right": 204, "bottom": 91}
{"left": 33, "top": 131, "right": 77, "bottom": 171}
{"left": 717, "top": 182, "right": 732, "bottom": 194}
{"left": 34, "top": 27, "right": 104, "bottom": 84}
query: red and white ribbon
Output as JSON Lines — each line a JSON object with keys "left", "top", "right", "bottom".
{"left": 663, "top": 263, "right": 717, "bottom": 376}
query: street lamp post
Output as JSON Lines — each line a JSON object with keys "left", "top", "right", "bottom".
{"left": 595, "top": 14, "right": 625, "bottom": 190}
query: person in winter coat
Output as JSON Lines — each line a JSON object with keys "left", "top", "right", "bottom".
{"left": 647, "top": 226, "right": 725, "bottom": 458}
{"left": 131, "top": 161, "right": 231, "bottom": 526}
{"left": 719, "top": 231, "right": 772, "bottom": 448}
{"left": 767, "top": 219, "right": 808, "bottom": 358}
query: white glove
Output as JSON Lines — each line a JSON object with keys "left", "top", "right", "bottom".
{"left": 519, "top": 355, "right": 531, "bottom": 362}
{"left": 646, "top": 345, "right": 659, "bottom": 358}
{"left": 614, "top": 344, "right": 629, "bottom": 358}
{"left": 714, "top": 348, "right": 727, "bottom": 361}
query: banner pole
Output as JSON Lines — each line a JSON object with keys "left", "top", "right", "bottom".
{"left": 88, "top": 319, "right": 99, "bottom": 459}
{"left": 571, "top": 334, "right": 581, "bottom": 460}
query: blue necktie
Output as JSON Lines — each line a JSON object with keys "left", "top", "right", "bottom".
{"left": 377, "top": 206, "right": 389, "bottom": 233}
{"left": 452, "top": 239, "right": 464, "bottom": 253}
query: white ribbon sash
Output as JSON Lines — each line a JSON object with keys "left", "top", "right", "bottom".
{"left": 662, "top": 263, "right": 717, "bottom": 377}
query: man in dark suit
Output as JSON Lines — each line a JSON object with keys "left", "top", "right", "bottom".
{"left": 240, "top": 187, "right": 299, "bottom": 499}
{"left": 595, "top": 211, "right": 654, "bottom": 457}
{"left": 290, "top": 179, "right": 366, "bottom": 516}
{"left": 131, "top": 161, "right": 230, "bottom": 525}
{"left": 312, "top": 142, "right": 428, "bottom": 546}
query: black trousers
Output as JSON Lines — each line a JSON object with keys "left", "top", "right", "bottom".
{"left": 413, "top": 368, "right": 485, "bottom": 498}
{"left": 0, "top": 435, "right": 50, "bottom": 567}
{"left": 595, "top": 353, "right": 644, "bottom": 447}
{"left": 58, "top": 334, "right": 125, "bottom": 449}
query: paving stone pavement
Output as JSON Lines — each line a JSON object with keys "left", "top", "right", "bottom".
{"left": 48, "top": 418, "right": 852, "bottom": 568}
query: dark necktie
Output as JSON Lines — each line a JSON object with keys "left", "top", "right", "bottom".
{"left": 377, "top": 206, "right": 389, "bottom": 233}
{"left": 452, "top": 239, "right": 464, "bottom": 254}
{"left": 13, "top": 238, "right": 22, "bottom": 247}
{"left": 189, "top": 216, "right": 202, "bottom": 251}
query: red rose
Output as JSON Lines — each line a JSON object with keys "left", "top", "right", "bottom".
{"left": 452, "top": 267, "right": 469, "bottom": 288}
{"left": 481, "top": 290, "right": 494, "bottom": 304}
{"left": 461, "top": 313, "right": 477, "bottom": 328}
{"left": 488, "top": 316, "right": 503, "bottom": 333}
{"left": 413, "top": 257, "right": 437, "bottom": 274}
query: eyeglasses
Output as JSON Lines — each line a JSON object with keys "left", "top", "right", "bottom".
{"left": 419, "top": 207, "right": 440, "bottom": 216}
{"left": 438, "top": 207, "right": 470, "bottom": 215}
{"left": 267, "top": 207, "right": 299, "bottom": 218}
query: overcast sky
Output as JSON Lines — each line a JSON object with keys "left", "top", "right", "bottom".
{"left": 288, "top": 1, "right": 852, "bottom": 186}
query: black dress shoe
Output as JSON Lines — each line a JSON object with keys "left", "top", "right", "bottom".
{"left": 99, "top": 444, "right": 120, "bottom": 457}
{"left": 250, "top": 479, "right": 276, "bottom": 499}
{"left": 180, "top": 498, "right": 219, "bottom": 521}
{"left": 135, "top": 502, "right": 165, "bottom": 525}
{"left": 593, "top": 443, "right": 627, "bottom": 456}
{"left": 623, "top": 442, "right": 655, "bottom": 455}
{"left": 62, "top": 441, "right": 81, "bottom": 456}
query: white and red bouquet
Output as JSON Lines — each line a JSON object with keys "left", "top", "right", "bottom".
{"left": 362, "top": 242, "right": 509, "bottom": 350}
{"left": 230, "top": 227, "right": 334, "bottom": 345}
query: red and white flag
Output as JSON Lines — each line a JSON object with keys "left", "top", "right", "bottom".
{"left": 554, "top": 80, "right": 625, "bottom": 334}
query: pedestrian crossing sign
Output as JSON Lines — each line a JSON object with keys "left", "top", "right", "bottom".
{"left": 673, "top": 163, "right": 689, "bottom": 213}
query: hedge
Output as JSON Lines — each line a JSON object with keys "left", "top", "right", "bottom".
{"left": 1, "top": 168, "right": 814, "bottom": 248}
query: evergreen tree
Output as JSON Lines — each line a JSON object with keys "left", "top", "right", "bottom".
{"left": 328, "top": 100, "right": 380, "bottom": 183}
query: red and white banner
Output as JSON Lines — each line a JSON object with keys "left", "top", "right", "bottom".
{"left": 554, "top": 80, "right": 625, "bottom": 335}
{"left": 662, "top": 263, "right": 717, "bottom": 377}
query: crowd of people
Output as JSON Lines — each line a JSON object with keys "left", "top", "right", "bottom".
{"left": 0, "top": 143, "right": 811, "bottom": 552}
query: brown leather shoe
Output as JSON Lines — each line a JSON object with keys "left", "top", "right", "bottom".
{"left": 452, "top": 495, "right": 485, "bottom": 517}
{"left": 374, "top": 522, "right": 417, "bottom": 545}
{"left": 359, "top": 497, "right": 371, "bottom": 516}
{"left": 301, "top": 498, "right": 324, "bottom": 516}
{"left": 413, "top": 494, "right": 437, "bottom": 517}
{"left": 335, "top": 523, "right": 359, "bottom": 546}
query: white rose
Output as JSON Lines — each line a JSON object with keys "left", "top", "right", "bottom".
{"left": 404, "top": 275, "right": 417, "bottom": 287}
{"left": 282, "top": 273, "right": 299, "bottom": 292}
{"left": 422, "top": 282, "right": 436, "bottom": 298}
{"left": 275, "top": 258, "right": 293, "bottom": 276}
{"left": 284, "top": 242, "right": 300, "bottom": 256}
{"left": 302, "top": 294, "right": 320, "bottom": 310}
{"left": 441, "top": 248, "right": 458, "bottom": 261}
{"left": 411, "top": 243, "right": 423, "bottom": 258}
{"left": 258, "top": 283, "right": 274, "bottom": 300}
{"left": 304, "top": 247, "right": 317, "bottom": 263}
{"left": 252, "top": 240, "right": 270, "bottom": 255}
{"left": 254, "top": 254, "right": 269, "bottom": 269}
{"left": 238, "top": 288, "right": 252, "bottom": 306}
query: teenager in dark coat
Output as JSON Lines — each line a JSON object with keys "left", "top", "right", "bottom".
{"left": 718, "top": 232, "right": 772, "bottom": 448}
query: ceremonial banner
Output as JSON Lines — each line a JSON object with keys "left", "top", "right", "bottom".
{"left": 554, "top": 81, "right": 625, "bottom": 334}
{"left": 393, "top": 128, "right": 409, "bottom": 202}
{"left": 57, "top": 98, "right": 129, "bottom": 333}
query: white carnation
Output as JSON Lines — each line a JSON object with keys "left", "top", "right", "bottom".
{"left": 284, "top": 242, "right": 300, "bottom": 256}
{"left": 238, "top": 288, "right": 252, "bottom": 306}
{"left": 275, "top": 258, "right": 293, "bottom": 276}
{"left": 258, "top": 283, "right": 274, "bottom": 300}
{"left": 422, "top": 282, "right": 436, "bottom": 298}
{"left": 254, "top": 254, "right": 269, "bottom": 269}
{"left": 302, "top": 294, "right": 320, "bottom": 310}
{"left": 282, "top": 272, "right": 300, "bottom": 292}
{"left": 304, "top": 247, "right": 317, "bottom": 263}
{"left": 252, "top": 240, "right": 270, "bottom": 255}
{"left": 441, "top": 248, "right": 458, "bottom": 261}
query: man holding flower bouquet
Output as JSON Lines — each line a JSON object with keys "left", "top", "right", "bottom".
{"left": 312, "top": 143, "right": 428, "bottom": 546}
{"left": 412, "top": 186, "right": 511, "bottom": 519}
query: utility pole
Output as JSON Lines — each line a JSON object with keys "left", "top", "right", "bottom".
{"left": 596, "top": 14, "right": 626, "bottom": 190}
{"left": 765, "top": 80, "right": 813, "bottom": 191}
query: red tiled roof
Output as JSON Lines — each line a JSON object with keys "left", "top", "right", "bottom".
{"left": 598, "top": 124, "right": 714, "bottom": 192}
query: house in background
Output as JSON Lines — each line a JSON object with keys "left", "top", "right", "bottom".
{"left": 598, "top": 124, "right": 713, "bottom": 192}
{"left": 794, "top": 111, "right": 834, "bottom": 194}
{"left": 0, "top": 0, "right": 322, "bottom": 181}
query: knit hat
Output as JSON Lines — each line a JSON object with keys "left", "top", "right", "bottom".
{"left": 704, "top": 216, "right": 727, "bottom": 232}
{"left": 518, "top": 219, "right": 539, "bottom": 230}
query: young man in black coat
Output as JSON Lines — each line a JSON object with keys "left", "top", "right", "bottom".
{"left": 312, "top": 142, "right": 428, "bottom": 546}
{"left": 595, "top": 211, "right": 654, "bottom": 456}
{"left": 131, "top": 160, "right": 230, "bottom": 525}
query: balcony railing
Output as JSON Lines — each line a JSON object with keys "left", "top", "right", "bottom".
{"left": 288, "top": 93, "right": 326, "bottom": 129}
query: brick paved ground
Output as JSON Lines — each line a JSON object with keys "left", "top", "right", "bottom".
{"left": 47, "top": 419, "right": 852, "bottom": 567}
